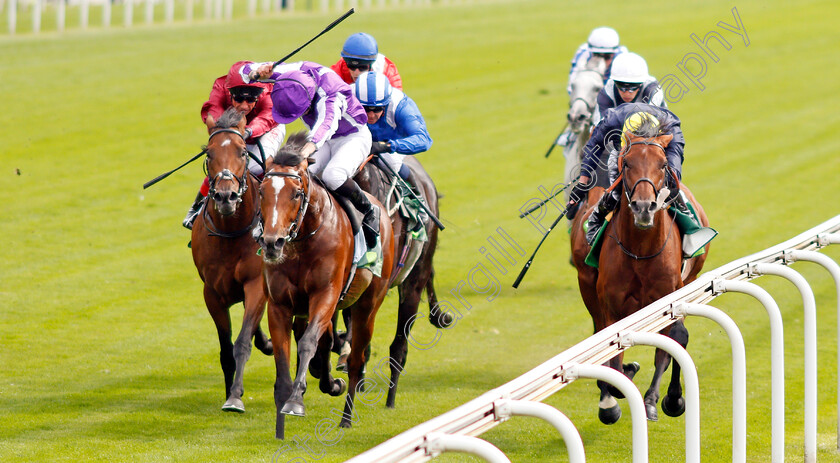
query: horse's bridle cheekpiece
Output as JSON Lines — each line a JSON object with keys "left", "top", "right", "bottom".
{"left": 206, "top": 128, "right": 249, "bottom": 203}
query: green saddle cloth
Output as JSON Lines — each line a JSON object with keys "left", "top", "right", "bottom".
{"left": 356, "top": 235, "right": 384, "bottom": 277}
{"left": 583, "top": 200, "right": 717, "bottom": 268}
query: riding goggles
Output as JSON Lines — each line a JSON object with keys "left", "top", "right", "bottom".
{"left": 364, "top": 106, "right": 385, "bottom": 113}
{"left": 230, "top": 87, "right": 264, "bottom": 103}
{"left": 344, "top": 59, "right": 373, "bottom": 71}
{"left": 615, "top": 81, "right": 643, "bottom": 92}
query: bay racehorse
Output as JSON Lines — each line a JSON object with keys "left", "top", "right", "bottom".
{"left": 350, "top": 155, "right": 452, "bottom": 408}
{"left": 570, "top": 123, "right": 710, "bottom": 424}
{"left": 190, "top": 107, "right": 272, "bottom": 413}
{"left": 256, "top": 132, "right": 395, "bottom": 439}
{"left": 563, "top": 55, "right": 607, "bottom": 202}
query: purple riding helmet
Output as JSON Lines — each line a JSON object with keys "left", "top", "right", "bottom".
{"left": 270, "top": 70, "right": 318, "bottom": 124}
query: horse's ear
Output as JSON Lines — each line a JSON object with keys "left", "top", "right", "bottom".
{"left": 655, "top": 134, "right": 674, "bottom": 148}
{"left": 265, "top": 156, "right": 275, "bottom": 170}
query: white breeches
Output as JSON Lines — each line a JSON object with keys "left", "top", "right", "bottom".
{"left": 309, "top": 126, "right": 372, "bottom": 191}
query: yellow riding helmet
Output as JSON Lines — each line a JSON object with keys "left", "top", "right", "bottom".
{"left": 621, "top": 112, "right": 659, "bottom": 148}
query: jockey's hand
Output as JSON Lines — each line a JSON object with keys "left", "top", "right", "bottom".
{"left": 249, "top": 64, "right": 273, "bottom": 82}
{"left": 567, "top": 176, "right": 591, "bottom": 206}
{"left": 300, "top": 141, "right": 317, "bottom": 158}
{"left": 370, "top": 141, "right": 391, "bottom": 155}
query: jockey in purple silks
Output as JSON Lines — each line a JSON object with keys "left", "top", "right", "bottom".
{"left": 245, "top": 61, "right": 379, "bottom": 248}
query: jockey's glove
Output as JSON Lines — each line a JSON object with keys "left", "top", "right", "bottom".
{"left": 370, "top": 141, "right": 391, "bottom": 155}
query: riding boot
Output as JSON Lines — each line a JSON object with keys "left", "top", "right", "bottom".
{"left": 334, "top": 179, "right": 380, "bottom": 248}
{"left": 182, "top": 192, "right": 205, "bottom": 230}
{"left": 585, "top": 191, "right": 618, "bottom": 246}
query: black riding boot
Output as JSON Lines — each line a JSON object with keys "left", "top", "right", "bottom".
{"left": 334, "top": 179, "right": 380, "bottom": 248}
{"left": 182, "top": 192, "right": 205, "bottom": 230}
{"left": 585, "top": 191, "right": 618, "bottom": 245}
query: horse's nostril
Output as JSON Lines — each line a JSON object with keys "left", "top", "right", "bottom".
{"left": 230, "top": 193, "right": 239, "bottom": 201}
{"left": 648, "top": 202, "right": 657, "bottom": 212}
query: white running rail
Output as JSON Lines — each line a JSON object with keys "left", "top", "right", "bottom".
{"left": 345, "top": 215, "right": 840, "bottom": 462}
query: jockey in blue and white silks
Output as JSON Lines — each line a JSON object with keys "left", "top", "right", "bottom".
{"left": 567, "top": 27, "right": 628, "bottom": 94}
{"left": 354, "top": 71, "right": 432, "bottom": 179}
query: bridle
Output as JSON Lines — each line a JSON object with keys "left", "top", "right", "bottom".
{"left": 201, "top": 127, "right": 260, "bottom": 238}
{"left": 619, "top": 139, "right": 670, "bottom": 206}
{"left": 256, "top": 168, "right": 321, "bottom": 246}
{"left": 608, "top": 138, "right": 677, "bottom": 260}
{"left": 206, "top": 128, "right": 249, "bottom": 203}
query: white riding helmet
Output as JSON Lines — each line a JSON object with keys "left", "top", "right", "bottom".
{"left": 587, "top": 27, "right": 620, "bottom": 53}
{"left": 610, "top": 52, "right": 650, "bottom": 84}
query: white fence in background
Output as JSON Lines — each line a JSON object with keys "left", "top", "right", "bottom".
{"left": 2, "top": 0, "right": 475, "bottom": 35}
{"left": 346, "top": 214, "right": 840, "bottom": 463}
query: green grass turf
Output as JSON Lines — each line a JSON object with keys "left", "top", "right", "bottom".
{"left": 2, "top": 0, "right": 840, "bottom": 461}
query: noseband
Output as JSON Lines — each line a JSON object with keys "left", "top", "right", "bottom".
{"left": 620, "top": 139, "right": 669, "bottom": 205}
{"left": 206, "top": 128, "right": 249, "bottom": 202}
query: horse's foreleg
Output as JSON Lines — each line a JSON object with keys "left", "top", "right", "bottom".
{"left": 267, "top": 300, "right": 293, "bottom": 439}
{"left": 282, "top": 301, "right": 337, "bottom": 417}
{"left": 385, "top": 284, "right": 420, "bottom": 408}
{"left": 341, "top": 302, "right": 378, "bottom": 428}
{"left": 204, "top": 288, "right": 235, "bottom": 408}
{"left": 315, "top": 328, "right": 347, "bottom": 398}
{"left": 597, "top": 353, "right": 624, "bottom": 425}
{"left": 224, "top": 281, "right": 267, "bottom": 413}
{"left": 643, "top": 346, "right": 671, "bottom": 422}
{"left": 336, "top": 309, "right": 353, "bottom": 372}
{"left": 661, "top": 321, "right": 688, "bottom": 418}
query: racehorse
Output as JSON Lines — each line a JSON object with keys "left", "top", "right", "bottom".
{"left": 190, "top": 107, "right": 272, "bottom": 413}
{"left": 256, "top": 132, "right": 395, "bottom": 439}
{"left": 569, "top": 121, "right": 710, "bottom": 424}
{"left": 563, "top": 55, "right": 607, "bottom": 202}
{"left": 350, "top": 155, "right": 452, "bottom": 408}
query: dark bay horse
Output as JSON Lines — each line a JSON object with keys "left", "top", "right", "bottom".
{"left": 256, "top": 132, "right": 395, "bottom": 439}
{"left": 350, "top": 155, "right": 452, "bottom": 408}
{"left": 570, "top": 125, "right": 710, "bottom": 424}
{"left": 190, "top": 107, "right": 272, "bottom": 413}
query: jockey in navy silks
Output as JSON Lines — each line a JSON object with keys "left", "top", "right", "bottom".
{"left": 567, "top": 104, "right": 715, "bottom": 257}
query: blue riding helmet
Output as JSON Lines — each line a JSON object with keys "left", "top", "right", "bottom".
{"left": 341, "top": 32, "right": 378, "bottom": 61}
{"left": 354, "top": 71, "right": 392, "bottom": 107}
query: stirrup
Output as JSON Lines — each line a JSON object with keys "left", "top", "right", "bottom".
{"left": 682, "top": 227, "right": 718, "bottom": 258}
{"left": 183, "top": 207, "right": 201, "bottom": 230}
{"left": 361, "top": 207, "right": 380, "bottom": 248}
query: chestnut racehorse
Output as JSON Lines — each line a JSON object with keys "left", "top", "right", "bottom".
{"left": 256, "top": 132, "right": 395, "bottom": 439}
{"left": 190, "top": 107, "right": 272, "bottom": 413}
{"left": 570, "top": 125, "right": 710, "bottom": 424}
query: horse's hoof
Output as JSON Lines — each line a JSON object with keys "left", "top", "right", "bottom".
{"left": 623, "top": 362, "right": 641, "bottom": 379}
{"left": 598, "top": 404, "right": 621, "bottom": 425}
{"left": 221, "top": 398, "right": 245, "bottom": 413}
{"left": 662, "top": 395, "right": 685, "bottom": 417}
{"left": 331, "top": 378, "right": 347, "bottom": 397}
{"left": 336, "top": 354, "right": 348, "bottom": 373}
{"left": 280, "top": 400, "right": 305, "bottom": 417}
{"left": 645, "top": 402, "right": 659, "bottom": 421}
{"left": 430, "top": 310, "right": 455, "bottom": 329}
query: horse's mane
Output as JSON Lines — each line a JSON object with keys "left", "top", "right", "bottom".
{"left": 215, "top": 107, "right": 246, "bottom": 129}
{"left": 273, "top": 131, "right": 311, "bottom": 167}
{"left": 629, "top": 112, "right": 675, "bottom": 139}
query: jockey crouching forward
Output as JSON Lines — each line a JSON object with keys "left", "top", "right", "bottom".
{"left": 353, "top": 71, "right": 432, "bottom": 231}
{"left": 247, "top": 61, "right": 379, "bottom": 249}
{"left": 183, "top": 60, "right": 286, "bottom": 229}
{"left": 568, "top": 104, "right": 714, "bottom": 257}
